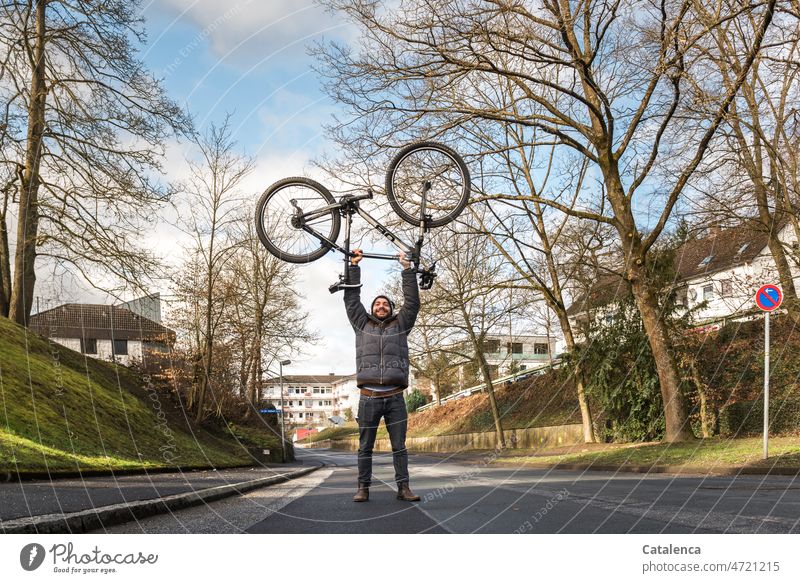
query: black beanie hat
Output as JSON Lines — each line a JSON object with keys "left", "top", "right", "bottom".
{"left": 371, "top": 295, "right": 395, "bottom": 315}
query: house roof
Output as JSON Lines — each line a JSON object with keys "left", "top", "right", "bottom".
{"left": 262, "top": 374, "right": 356, "bottom": 385}
{"left": 673, "top": 225, "right": 769, "bottom": 280}
{"left": 29, "top": 303, "right": 176, "bottom": 343}
{"left": 566, "top": 273, "right": 630, "bottom": 317}
{"left": 566, "top": 223, "right": 775, "bottom": 316}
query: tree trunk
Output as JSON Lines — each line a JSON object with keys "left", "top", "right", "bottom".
{"left": 194, "top": 335, "right": 212, "bottom": 424}
{"left": 10, "top": 0, "right": 47, "bottom": 326}
{"left": 629, "top": 273, "right": 696, "bottom": 443}
{"left": 689, "top": 360, "right": 713, "bottom": 438}
{"left": 556, "top": 310, "right": 597, "bottom": 443}
{"left": 478, "top": 358, "right": 506, "bottom": 448}
{"left": 0, "top": 177, "right": 14, "bottom": 318}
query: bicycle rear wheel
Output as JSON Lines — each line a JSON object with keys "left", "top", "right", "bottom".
{"left": 255, "top": 177, "right": 341, "bottom": 263}
{"left": 385, "top": 141, "right": 470, "bottom": 228}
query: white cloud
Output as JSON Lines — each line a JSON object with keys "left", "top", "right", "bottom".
{"left": 151, "top": 0, "right": 354, "bottom": 67}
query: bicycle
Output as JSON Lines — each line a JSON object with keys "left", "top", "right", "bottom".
{"left": 254, "top": 141, "right": 470, "bottom": 293}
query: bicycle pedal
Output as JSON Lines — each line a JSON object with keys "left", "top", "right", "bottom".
{"left": 329, "top": 281, "right": 362, "bottom": 294}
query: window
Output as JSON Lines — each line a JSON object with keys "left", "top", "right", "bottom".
{"left": 533, "top": 343, "right": 549, "bottom": 355}
{"left": 318, "top": 401, "right": 323, "bottom": 406}
{"left": 675, "top": 288, "right": 688, "bottom": 307}
{"left": 720, "top": 279, "right": 732, "bottom": 295}
{"left": 482, "top": 339, "right": 500, "bottom": 353}
{"left": 313, "top": 388, "right": 320, "bottom": 394}
{"left": 698, "top": 254, "right": 714, "bottom": 268}
{"left": 112, "top": 339, "right": 128, "bottom": 356}
{"left": 703, "top": 284, "right": 714, "bottom": 301}
{"left": 298, "top": 412, "right": 303, "bottom": 418}
{"left": 81, "top": 338, "right": 97, "bottom": 355}
{"left": 507, "top": 342, "right": 523, "bottom": 354}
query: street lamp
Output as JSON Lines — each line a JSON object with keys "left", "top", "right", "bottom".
{"left": 279, "top": 359, "right": 291, "bottom": 463}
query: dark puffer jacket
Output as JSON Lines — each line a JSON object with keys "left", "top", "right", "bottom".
{"left": 344, "top": 264, "right": 420, "bottom": 388}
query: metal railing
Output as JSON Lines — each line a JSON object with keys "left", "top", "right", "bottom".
{"left": 415, "top": 359, "right": 562, "bottom": 412}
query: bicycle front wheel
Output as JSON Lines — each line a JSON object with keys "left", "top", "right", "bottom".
{"left": 255, "top": 177, "right": 341, "bottom": 263}
{"left": 385, "top": 141, "right": 471, "bottom": 228}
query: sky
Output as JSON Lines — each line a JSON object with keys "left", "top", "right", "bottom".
{"left": 42, "top": 0, "right": 404, "bottom": 377}
{"left": 144, "top": 0, "right": 406, "bottom": 377}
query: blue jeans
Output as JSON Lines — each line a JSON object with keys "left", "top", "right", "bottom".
{"left": 356, "top": 393, "right": 409, "bottom": 486}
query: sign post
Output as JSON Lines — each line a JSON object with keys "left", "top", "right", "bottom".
{"left": 754, "top": 284, "right": 783, "bottom": 460}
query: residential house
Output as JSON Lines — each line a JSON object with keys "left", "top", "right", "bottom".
{"left": 28, "top": 294, "right": 175, "bottom": 367}
{"left": 567, "top": 223, "right": 800, "bottom": 331}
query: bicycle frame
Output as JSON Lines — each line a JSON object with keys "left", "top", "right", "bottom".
{"left": 290, "top": 185, "right": 437, "bottom": 293}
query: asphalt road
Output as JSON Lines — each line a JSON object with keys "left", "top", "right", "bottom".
{"left": 93, "top": 448, "right": 800, "bottom": 534}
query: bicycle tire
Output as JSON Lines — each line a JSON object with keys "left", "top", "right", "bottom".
{"left": 255, "top": 177, "right": 341, "bottom": 264}
{"left": 385, "top": 141, "right": 471, "bottom": 228}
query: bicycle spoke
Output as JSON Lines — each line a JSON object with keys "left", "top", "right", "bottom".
{"left": 259, "top": 182, "right": 337, "bottom": 259}
{"left": 390, "top": 146, "right": 467, "bottom": 223}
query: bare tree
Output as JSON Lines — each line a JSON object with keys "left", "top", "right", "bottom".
{"left": 415, "top": 218, "right": 533, "bottom": 447}
{"left": 316, "top": 0, "right": 778, "bottom": 442}
{"left": 177, "top": 116, "right": 253, "bottom": 424}
{"left": 226, "top": 212, "right": 318, "bottom": 416}
{"left": 0, "top": 0, "right": 191, "bottom": 323}
{"left": 448, "top": 111, "right": 601, "bottom": 442}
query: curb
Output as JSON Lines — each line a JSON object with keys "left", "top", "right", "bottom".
{"left": 492, "top": 459, "right": 800, "bottom": 476}
{"left": 417, "top": 451, "right": 800, "bottom": 476}
{"left": 0, "top": 463, "right": 284, "bottom": 483}
{"left": 1, "top": 463, "right": 323, "bottom": 534}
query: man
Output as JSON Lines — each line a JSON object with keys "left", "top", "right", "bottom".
{"left": 344, "top": 248, "right": 421, "bottom": 503}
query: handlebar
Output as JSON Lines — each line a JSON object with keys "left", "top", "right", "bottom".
{"left": 342, "top": 189, "right": 374, "bottom": 204}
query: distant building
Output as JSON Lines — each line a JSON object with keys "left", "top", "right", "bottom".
{"left": 478, "top": 334, "right": 558, "bottom": 377}
{"left": 261, "top": 373, "right": 359, "bottom": 428}
{"left": 567, "top": 222, "right": 800, "bottom": 330}
{"left": 412, "top": 332, "right": 558, "bottom": 400}
{"left": 29, "top": 295, "right": 175, "bottom": 368}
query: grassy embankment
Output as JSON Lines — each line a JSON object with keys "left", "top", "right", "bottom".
{"left": 492, "top": 437, "right": 800, "bottom": 470}
{"left": 0, "top": 316, "right": 279, "bottom": 474}
{"left": 299, "top": 370, "right": 581, "bottom": 444}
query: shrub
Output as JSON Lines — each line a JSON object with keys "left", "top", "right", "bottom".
{"left": 405, "top": 389, "right": 427, "bottom": 412}
{"left": 719, "top": 399, "right": 800, "bottom": 437}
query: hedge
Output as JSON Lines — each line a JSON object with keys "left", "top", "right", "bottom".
{"left": 719, "top": 398, "right": 800, "bottom": 437}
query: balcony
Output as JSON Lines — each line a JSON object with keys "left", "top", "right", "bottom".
{"left": 482, "top": 352, "right": 550, "bottom": 361}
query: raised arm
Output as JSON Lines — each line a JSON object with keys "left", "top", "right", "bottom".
{"left": 396, "top": 264, "right": 420, "bottom": 334}
{"left": 343, "top": 260, "right": 370, "bottom": 332}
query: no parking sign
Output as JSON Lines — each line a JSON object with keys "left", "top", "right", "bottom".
{"left": 755, "top": 284, "right": 783, "bottom": 311}
{"left": 755, "top": 283, "right": 782, "bottom": 461}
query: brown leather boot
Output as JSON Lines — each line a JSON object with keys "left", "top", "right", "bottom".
{"left": 353, "top": 483, "right": 369, "bottom": 502}
{"left": 396, "top": 482, "right": 421, "bottom": 501}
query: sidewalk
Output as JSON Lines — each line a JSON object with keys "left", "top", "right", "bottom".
{"left": 0, "top": 462, "right": 321, "bottom": 534}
